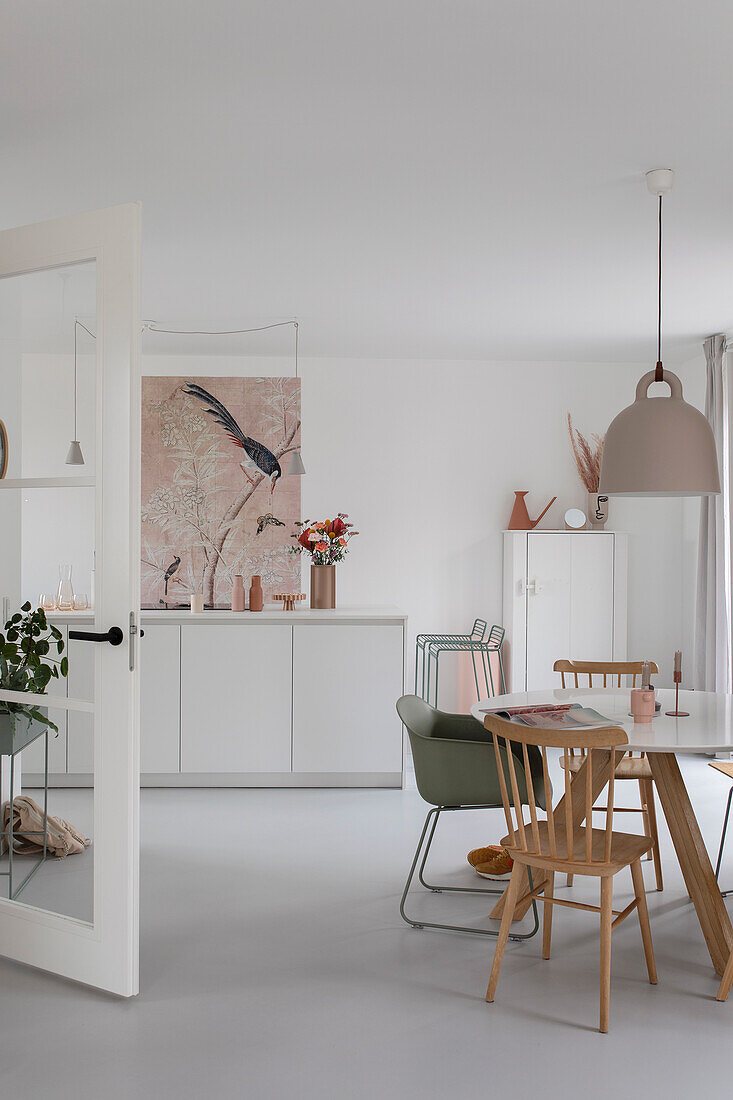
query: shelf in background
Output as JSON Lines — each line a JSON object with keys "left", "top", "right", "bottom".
{"left": 0, "top": 477, "right": 95, "bottom": 489}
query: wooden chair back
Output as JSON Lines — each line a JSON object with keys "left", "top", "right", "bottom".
{"left": 553, "top": 659, "right": 659, "bottom": 689}
{"left": 483, "top": 712, "right": 628, "bottom": 870}
{"left": 553, "top": 660, "right": 658, "bottom": 763}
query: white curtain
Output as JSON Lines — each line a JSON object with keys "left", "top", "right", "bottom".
{"left": 694, "top": 334, "right": 730, "bottom": 692}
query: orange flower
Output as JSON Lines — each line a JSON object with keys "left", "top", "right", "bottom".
{"left": 315, "top": 542, "right": 328, "bottom": 552}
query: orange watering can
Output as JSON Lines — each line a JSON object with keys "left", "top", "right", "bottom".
{"left": 507, "top": 490, "right": 557, "bottom": 530}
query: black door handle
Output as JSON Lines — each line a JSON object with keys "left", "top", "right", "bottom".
{"left": 69, "top": 627, "right": 124, "bottom": 646}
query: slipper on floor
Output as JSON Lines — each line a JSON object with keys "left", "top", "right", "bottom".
{"left": 467, "top": 845, "right": 514, "bottom": 879}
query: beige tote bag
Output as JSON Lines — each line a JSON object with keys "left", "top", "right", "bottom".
{"left": 1, "top": 795, "right": 91, "bottom": 858}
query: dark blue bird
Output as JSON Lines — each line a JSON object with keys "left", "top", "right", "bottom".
{"left": 184, "top": 383, "right": 282, "bottom": 494}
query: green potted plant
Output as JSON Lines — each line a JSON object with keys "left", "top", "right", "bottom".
{"left": 0, "top": 603, "right": 68, "bottom": 753}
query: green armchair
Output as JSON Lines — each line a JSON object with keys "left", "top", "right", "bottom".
{"left": 397, "top": 694, "right": 545, "bottom": 938}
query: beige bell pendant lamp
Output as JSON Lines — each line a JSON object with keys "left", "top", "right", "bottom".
{"left": 599, "top": 169, "right": 720, "bottom": 497}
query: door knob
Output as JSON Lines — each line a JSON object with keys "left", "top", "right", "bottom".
{"left": 69, "top": 627, "right": 124, "bottom": 646}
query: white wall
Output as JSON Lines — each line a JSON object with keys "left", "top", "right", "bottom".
{"left": 141, "top": 353, "right": 703, "bottom": 690}
{"left": 0, "top": 282, "right": 23, "bottom": 615}
{"left": 17, "top": 348, "right": 703, "bottom": 696}
{"left": 20, "top": 354, "right": 95, "bottom": 606}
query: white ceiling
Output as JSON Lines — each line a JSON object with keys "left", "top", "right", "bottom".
{"left": 2, "top": 0, "right": 733, "bottom": 362}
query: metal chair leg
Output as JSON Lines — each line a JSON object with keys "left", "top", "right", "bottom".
{"left": 497, "top": 649, "right": 506, "bottom": 694}
{"left": 715, "top": 785, "right": 733, "bottom": 898}
{"left": 400, "top": 806, "right": 539, "bottom": 939}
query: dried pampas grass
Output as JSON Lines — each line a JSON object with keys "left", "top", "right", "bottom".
{"left": 567, "top": 414, "right": 604, "bottom": 493}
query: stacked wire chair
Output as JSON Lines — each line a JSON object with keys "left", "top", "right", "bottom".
{"left": 415, "top": 619, "right": 506, "bottom": 706}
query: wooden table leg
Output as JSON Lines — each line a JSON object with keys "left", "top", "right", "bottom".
{"left": 490, "top": 749, "right": 615, "bottom": 922}
{"left": 648, "top": 752, "right": 733, "bottom": 978}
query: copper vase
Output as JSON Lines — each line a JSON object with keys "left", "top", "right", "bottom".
{"left": 311, "top": 564, "right": 336, "bottom": 609}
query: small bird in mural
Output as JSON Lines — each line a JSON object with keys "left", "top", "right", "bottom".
{"left": 256, "top": 513, "right": 286, "bottom": 535}
{"left": 184, "top": 383, "right": 282, "bottom": 494}
{"left": 163, "top": 556, "right": 181, "bottom": 596}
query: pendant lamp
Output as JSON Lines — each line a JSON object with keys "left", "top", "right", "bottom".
{"left": 287, "top": 320, "right": 305, "bottom": 476}
{"left": 65, "top": 318, "right": 85, "bottom": 466}
{"left": 599, "top": 169, "right": 720, "bottom": 496}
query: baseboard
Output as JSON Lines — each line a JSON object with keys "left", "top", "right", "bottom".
{"left": 22, "top": 771, "right": 404, "bottom": 789}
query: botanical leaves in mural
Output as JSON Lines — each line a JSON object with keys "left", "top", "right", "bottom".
{"left": 141, "top": 378, "right": 301, "bottom": 608}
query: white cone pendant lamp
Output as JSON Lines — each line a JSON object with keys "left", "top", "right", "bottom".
{"left": 65, "top": 318, "right": 85, "bottom": 466}
{"left": 599, "top": 170, "right": 720, "bottom": 497}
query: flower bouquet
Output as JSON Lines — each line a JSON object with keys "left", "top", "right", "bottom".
{"left": 290, "top": 514, "right": 358, "bottom": 608}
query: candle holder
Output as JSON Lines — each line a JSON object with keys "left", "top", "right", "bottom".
{"left": 666, "top": 670, "right": 689, "bottom": 717}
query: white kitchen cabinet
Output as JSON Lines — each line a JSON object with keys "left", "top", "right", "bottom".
{"left": 66, "top": 636, "right": 95, "bottom": 774}
{"left": 19, "top": 626, "right": 69, "bottom": 775}
{"left": 180, "top": 624, "right": 292, "bottom": 773}
{"left": 503, "top": 531, "right": 627, "bottom": 691}
{"left": 140, "top": 624, "right": 181, "bottom": 773}
{"left": 292, "top": 624, "right": 404, "bottom": 775}
{"left": 32, "top": 608, "right": 406, "bottom": 787}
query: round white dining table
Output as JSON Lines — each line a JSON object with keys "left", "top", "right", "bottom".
{"left": 471, "top": 686, "right": 733, "bottom": 999}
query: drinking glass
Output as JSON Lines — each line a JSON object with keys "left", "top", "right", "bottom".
{"left": 39, "top": 593, "right": 57, "bottom": 612}
{"left": 73, "top": 593, "right": 89, "bottom": 611}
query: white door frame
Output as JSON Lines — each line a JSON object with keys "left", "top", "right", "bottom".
{"left": 0, "top": 204, "right": 141, "bottom": 996}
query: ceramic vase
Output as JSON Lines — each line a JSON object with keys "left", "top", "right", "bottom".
{"left": 249, "top": 575, "right": 263, "bottom": 612}
{"left": 587, "top": 491, "right": 609, "bottom": 530}
{"left": 231, "top": 575, "right": 245, "bottom": 612}
{"left": 311, "top": 564, "right": 336, "bottom": 609}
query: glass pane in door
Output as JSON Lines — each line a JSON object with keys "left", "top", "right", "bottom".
{"left": 0, "top": 259, "right": 96, "bottom": 923}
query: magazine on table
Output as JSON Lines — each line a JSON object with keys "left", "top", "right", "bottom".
{"left": 479, "top": 702, "right": 614, "bottom": 730}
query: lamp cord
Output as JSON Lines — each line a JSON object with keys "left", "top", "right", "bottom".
{"left": 73, "top": 319, "right": 96, "bottom": 441}
{"left": 145, "top": 319, "right": 297, "bottom": 337}
{"left": 145, "top": 317, "right": 300, "bottom": 382}
{"left": 73, "top": 318, "right": 77, "bottom": 440}
{"left": 656, "top": 195, "right": 663, "bottom": 382}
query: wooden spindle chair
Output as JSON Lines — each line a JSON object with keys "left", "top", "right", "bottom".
{"left": 554, "top": 659, "right": 663, "bottom": 891}
{"left": 483, "top": 713, "right": 657, "bottom": 1033}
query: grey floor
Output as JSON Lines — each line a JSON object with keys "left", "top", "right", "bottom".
{"left": 2, "top": 755, "right": 733, "bottom": 1099}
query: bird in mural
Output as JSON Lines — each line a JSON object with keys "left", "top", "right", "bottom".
{"left": 163, "top": 555, "right": 181, "bottom": 597}
{"left": 184, "top": 383, "right": 282, "bottom": 494}
{"left": 256, "top": 513, "right": 286, "bottom": 535}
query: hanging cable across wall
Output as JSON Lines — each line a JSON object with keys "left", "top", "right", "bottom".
{"left": 143, "top": 318, "right": 305, "bottom": 475}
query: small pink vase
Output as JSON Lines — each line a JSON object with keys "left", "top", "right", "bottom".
{"left": 231, "top": 575, "right": 245, "bottom": 612}
{"left": 249, "top": 575, "right": 263, "bottom": 612}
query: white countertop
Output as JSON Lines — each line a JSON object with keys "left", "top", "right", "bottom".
{"left": 51, "top": 606, "right": 407, "bottom": 626}
{"left": 471, "top": 686, "right": 733, "bottom": 754}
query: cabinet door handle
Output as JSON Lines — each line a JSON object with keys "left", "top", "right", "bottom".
{"left": 69, "top": 627, "right": 124, "bottom": 646}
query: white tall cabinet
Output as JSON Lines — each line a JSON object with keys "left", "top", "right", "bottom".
{"left": 503, "top": 531, "right": 627, "bottom": 691}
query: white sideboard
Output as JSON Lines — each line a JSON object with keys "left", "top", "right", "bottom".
{"left": 503, "top": 530, "right": 627, "bottom": 691}
{"left": 23, "top": 608, "right": 406, "bottom": 788}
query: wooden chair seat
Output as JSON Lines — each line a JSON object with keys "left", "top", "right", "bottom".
{"left": 560, "top": 753, "right": 652, "bottom": 780}
{"left": 483, "top": 712, "right": 658, "bottom": 1032}
{"left": 501, "top": 823, "right": 653, "bottom": 876}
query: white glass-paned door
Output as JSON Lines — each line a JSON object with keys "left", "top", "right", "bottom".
{"left": 0, "top": 205, "right": 141, "bottom": 995}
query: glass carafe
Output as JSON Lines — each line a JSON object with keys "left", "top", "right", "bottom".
{"left": 57, "top": 563, "right": 75, "bottom": 611}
